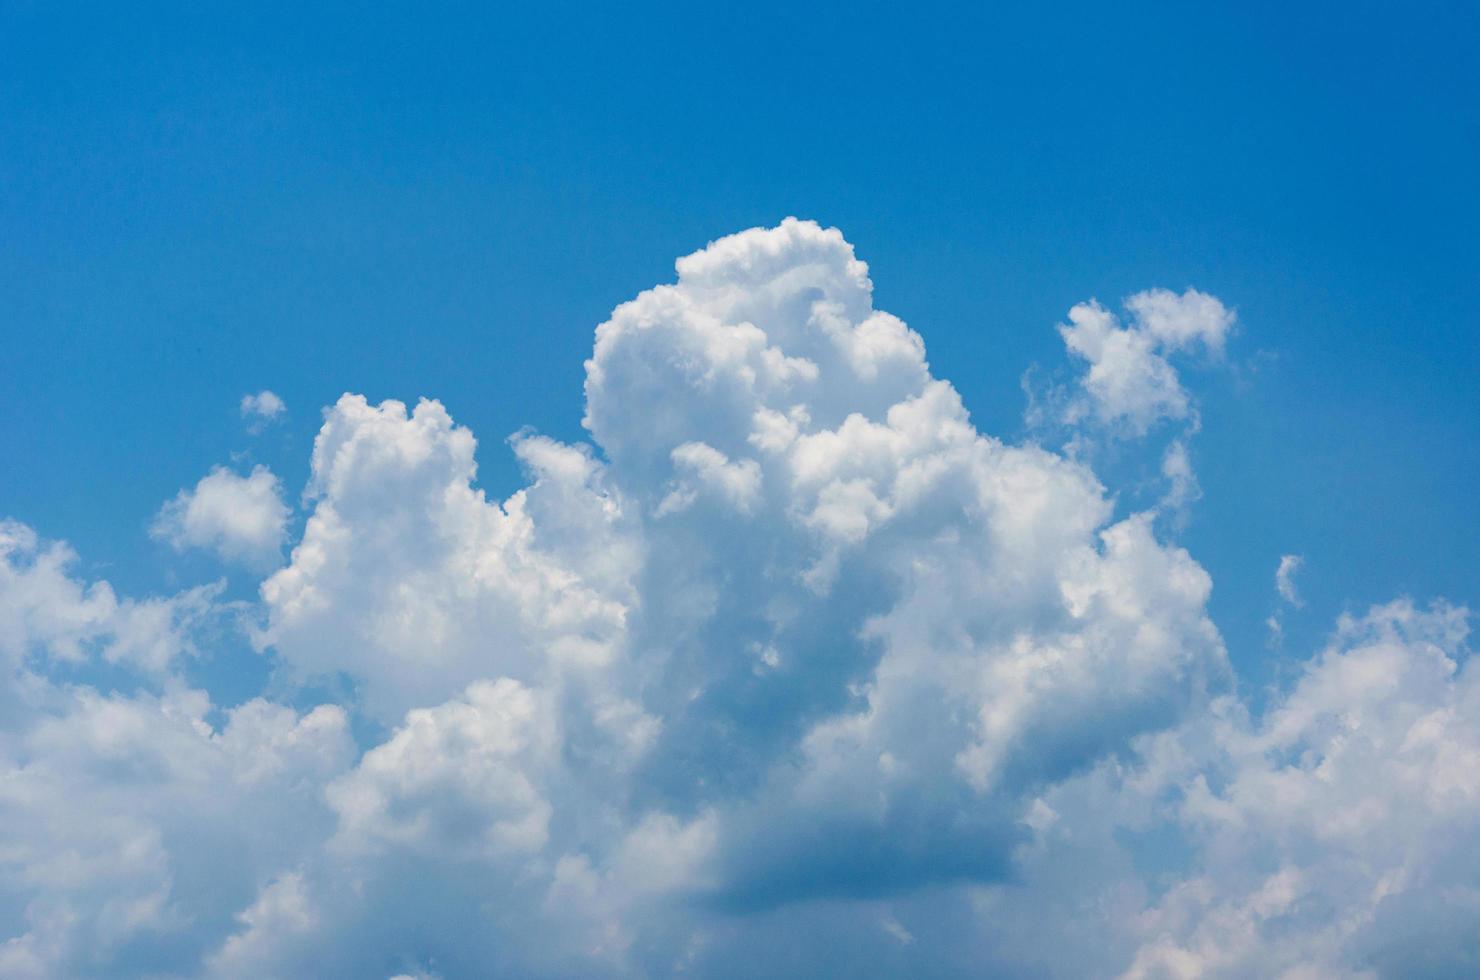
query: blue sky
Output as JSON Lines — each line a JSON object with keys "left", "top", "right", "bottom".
{"left": 1, "top": 3, "right": 1478, "bottom": 977}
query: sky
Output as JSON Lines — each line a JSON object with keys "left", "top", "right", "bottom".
{"left": 1, "top": 2, "right": 1478, "bottom": 978}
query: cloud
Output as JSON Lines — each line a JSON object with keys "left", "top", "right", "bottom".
{"left": 244, "top": 218, "right": 1227, "bottom": 965}
{"left": 0, "top": 550, "right": 352, "bottom": 978}
{"left": 1116, "top": 600, "right": 1478, "bottom": 978}
{"left": 0, "top": 221, "right": 1471, "bottom": 977}
{"left": 258, "top": 396, "right": 637, "bottom": 722}
{"left": 239, "top": 391, "right": 286, "bottom": 428}
{"left": 1056, "top": 288, "right": 1233, "bottom": 435}
{"left": 1267, "top": 554, "right": 1306, "bottom": 645}
{"left": 655, "top": 442, "right": 763, "bottom": 517}
{"left": 1160, "top": 438, "right": 1201, "bottom": 521}
{"left": 326, "top": 679, "right": 556, "bottom": 858}
{"left": 151, "top": 466, "right": 290, "bottom": 571}
{"left": 961, "top": 598, "right": 1477, "bottom": 978}
{"left": 1, "top": 519, "right": 220, "bottom": 676}
{"left": 1276, "top": 553, "right": 1305, "bottom": 607}
{"left": 1124, "top": 287, "right": 1234, "bottom": 356}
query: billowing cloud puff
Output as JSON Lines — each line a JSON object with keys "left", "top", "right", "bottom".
{"left": 0, "top": 221, "right": 1471, "bottom": 978}
{"left": 258, "top": 396, "right": 638, "bottom": 722}
{"left": 1057, "top": 288, "right": 1233, "bottom": 434}
{"left": 151, "top": 466, "right": 290, "bottom": 571}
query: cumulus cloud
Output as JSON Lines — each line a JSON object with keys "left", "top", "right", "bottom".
{"left": 151, "top": 466, "right": 290, "bottom": 571}
{"left": 1036, "top": 287, "right": 1234, "bottom": 537}
{"left": 0, "top": 221, "right": 1470, "bottom": 977}
{"left": 1055, "top": 288, "right": 1232, "bottom": 435}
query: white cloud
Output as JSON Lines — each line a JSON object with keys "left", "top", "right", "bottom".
{"left": 0, "top": 568, "right": 352, "bottom": 978}
{"left": 239, "top": 390, "right": 286, "bottom": 428}
{"left": 1276, "top": 553, "right": 1305, "bottom": 607}
{"left": 1, "top": 519, "right": 219, "bottom": 676}
{"left": 1056, "top": 288, "right": 1233, "bottom": 435}
{"left": 1116, "top": 600, "right": 1478, "bottom": 978}
{"left": 206, "top": 871, "right": 318, "bottom": 978}
{"left": 1124, "top": 287, "right": 1234, "bottom": 356}
{"left": 1160, "top": 438, "right": 1201, "bottom": 519}
{"left": 226, "top": 220, "right": 1232, "bottom": 969}
{"left": 326, "top": 679, "right": 556, "bottom": 858}
{"left": 0, "top": 221, "right": 1470, "bottom": 978}
{"left": 258, "top": 396, "right": 638, "bottom": 722}
{"left": 1267, "top": 554, "right": 1306, "bottom": 645}
{"left": 655, "top": 441, "right": 763, "bottom": 517}
{"left": 151, "top": 466, "right": 290, "bottom": 572}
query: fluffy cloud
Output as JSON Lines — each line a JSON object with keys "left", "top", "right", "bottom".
{"left": 1268, "top": 554, "right": 1306, "bottom": 645}
{"left": 0, "top": 221, "right": 1470, "bottom": 978}
{"left": 240, "top": 390, "right": 286, "bottom": 424}
{"left": 1, "top": 519, "right": 219, "bottom": 677}
{"left": 1057, "top": 288, "right": 1233, "bottom": 435}
{"left": 152, "top": 466, "right": 290, "bottom": 571}
{"left": 1119, "top": 600, "right": 1478, "bottom": 978}
{"left": 258, "top": 396, "right": 638, "bottom": 722}
{"left": 326, "top": 679, "right": 556, "bottom": 858}
{"left": 240, "top": 219, "right": 1231, "bottom": 968}
{"left": 0, "top": 620, "right": 351, "bottom": 976}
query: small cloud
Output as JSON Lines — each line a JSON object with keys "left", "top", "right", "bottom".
{"left": 1055, "top": 288, "right": 1234, "bottom": 437}
{"left": 241, "top": 390, "right": 287, "bottom": 432}
{"left": 1275, "top": 554, "right": 1304, "bottom": 608}
{"left": 151, "top": 464, "right": 290, "bottom": 571}
{"left": 1160, "top": 439, "right": 1202, "bottom": 523}
{"left": 881, "top": 916, "right": 915, "bottom": 946}
{"left": 1267, "top": 555, "right": 1305, "bottom": 645}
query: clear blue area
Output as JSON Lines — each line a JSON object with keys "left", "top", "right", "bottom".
{"left": 2, "top": 1, "right": 1476, "bottom": 699}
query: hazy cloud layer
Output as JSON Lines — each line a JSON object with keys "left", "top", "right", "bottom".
{"left": 0, "top": 222, "right": 1470, "bottom": 978}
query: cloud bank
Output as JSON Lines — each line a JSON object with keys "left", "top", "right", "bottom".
{"left": 0, "top": 220, "right": 1471, "bottom": 978}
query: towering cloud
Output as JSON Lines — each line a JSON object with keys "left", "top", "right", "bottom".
{"left": 0, "top": 221, "right": 1469, "bottom": 978}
